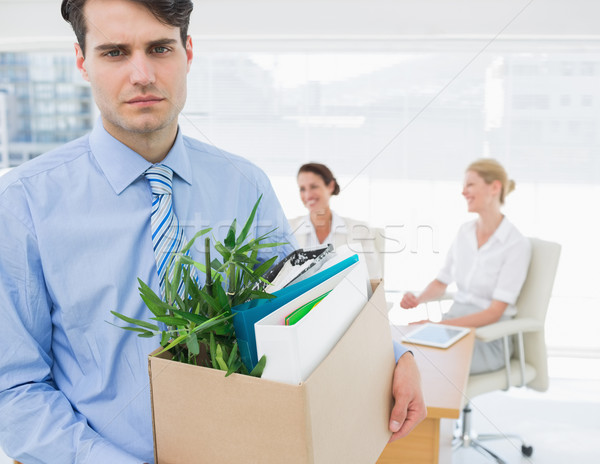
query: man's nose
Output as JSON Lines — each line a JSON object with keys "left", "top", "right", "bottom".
{"left": 129, "top": 53, "right": 155, "bottom": 86}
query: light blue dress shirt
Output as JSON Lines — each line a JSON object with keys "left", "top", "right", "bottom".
{"left": 0, "top": 121, "right": 297, "bottom": 464}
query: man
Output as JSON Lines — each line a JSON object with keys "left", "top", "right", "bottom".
{"left": 0, "top": 1, "right": 425, "bottom": 462}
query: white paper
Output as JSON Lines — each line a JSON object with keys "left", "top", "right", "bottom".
{"left": 255, "top": 253, "right": 369, "bottom": 385}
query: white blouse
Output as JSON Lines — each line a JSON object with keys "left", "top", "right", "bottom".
{"left": 436, "top": 217, "right": 531, "bottom": 316}
{"left": 288, "top": 212, "right": 383, "bottom": 279}
{"left": 290, "top": 211, "right": 347, "bottom": 249}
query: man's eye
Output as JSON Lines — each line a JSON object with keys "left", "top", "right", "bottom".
{"left": 153, "top": 46, "right": 169, "bottom": 54}
{"left": 106, "top": 50, "right": 122, "bottom": 57}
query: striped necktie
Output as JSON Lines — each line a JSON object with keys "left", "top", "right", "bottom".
{"left": 144, "top": 164, "right": 192, "bottom": 298}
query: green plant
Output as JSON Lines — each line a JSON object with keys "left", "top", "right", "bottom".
{"left": 110, "top": 196, "right": 284, "bottom": 377}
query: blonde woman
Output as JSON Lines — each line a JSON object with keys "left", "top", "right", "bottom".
{"left": 401, "top": 158, "right": 531, "bottom": 374}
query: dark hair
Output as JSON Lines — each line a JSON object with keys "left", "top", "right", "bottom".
{"left": 61, "top": 0, "right": 194, "bottom": 54}
{"left": 298, "top": 163, "right": 340, "bottom": 195}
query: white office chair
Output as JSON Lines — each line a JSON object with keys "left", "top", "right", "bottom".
{"left": 346, "top": 225, "right": 385, "bottom": 280}
{"left": 452, "top": 237, "right": 561, "bottom": 463}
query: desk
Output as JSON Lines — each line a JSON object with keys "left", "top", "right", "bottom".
{"left": 376, "top": 325, "right": 474, "bottom": 464}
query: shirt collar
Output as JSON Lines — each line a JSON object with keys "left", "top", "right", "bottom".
{"left": 331, "top": 211, "right": 347, "bottom": 233}
{"left": 89, "top": 119, "right": 192, "bottom": 195}
{"left": 469, "top": 215, "right": 511, "bottom": 248}
{"left": 492, "top": 216, "right": 511, "bottom": 243}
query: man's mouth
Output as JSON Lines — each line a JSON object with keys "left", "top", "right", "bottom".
{"left": 126, "top": 95, "right": 164, "bottom": 106}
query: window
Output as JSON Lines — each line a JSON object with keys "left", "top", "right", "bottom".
{"left": 2, "top": 38, "right": 599, "bottom": 359}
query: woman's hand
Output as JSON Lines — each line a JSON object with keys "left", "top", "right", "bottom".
{"left": 400, "top": 292, "right": 419, "bottom": 309}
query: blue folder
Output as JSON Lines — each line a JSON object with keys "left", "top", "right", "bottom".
{"left": 232, "top": 254, "right": 359, "bottom": 371}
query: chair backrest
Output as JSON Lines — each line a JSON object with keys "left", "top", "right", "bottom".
{"left": 514, "top": 237, "right": 561, "bottom": 391}
{"left": 342, "top": 224, "right": 385, "bottom": 280}
{"left": 373, "top": 227, "right": 385, "bottom": 278}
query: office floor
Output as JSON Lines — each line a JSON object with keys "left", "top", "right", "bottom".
{"left": 1, "top": 363, "right": 599, "bottom": 464}
{"left": 448, "top": 359, "right": 600, "bottom": 464}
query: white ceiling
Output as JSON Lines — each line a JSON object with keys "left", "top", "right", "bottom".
{"left": 0, "top": 0, "right": 598, "bottom": 43}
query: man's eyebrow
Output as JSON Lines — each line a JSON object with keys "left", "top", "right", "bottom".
{"left": 93, "top": 38, "right": 179, "bottom": 52}
{"left": 94, "top": 43, "right": 127, "bottom": 52}
{"left": 147, "top": 38, "right": 179, "bottom": 47}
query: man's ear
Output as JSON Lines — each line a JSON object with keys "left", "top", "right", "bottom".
{"left": 185, "top": 35, "right": 193, "bottom": 72}
{"left": 75, "top": 43, "right": 90, "bottom": 82}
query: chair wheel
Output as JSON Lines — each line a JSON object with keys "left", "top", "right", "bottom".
{"left": 521, "top": 445, "right": 533, "bottom": 457}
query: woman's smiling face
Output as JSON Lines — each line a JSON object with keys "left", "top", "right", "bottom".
{"left": 298, "top": 171, "right": 334, "bottom": 213}
{"left": 462, "top": 170, "right": 501, "bottom": 213}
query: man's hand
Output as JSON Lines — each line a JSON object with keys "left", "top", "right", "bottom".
{"left": 388, "top": 351, "right": 427, "bottom": 442}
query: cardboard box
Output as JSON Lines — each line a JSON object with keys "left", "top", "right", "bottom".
{"left": 148, "top": 280, "right": 395, "bottom": 464}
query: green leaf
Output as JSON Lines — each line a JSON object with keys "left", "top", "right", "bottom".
{"left": 197, "top": 289, "right": 222, "bottom": 315}
{"left": 138, "top": 279, "right": 174, "bottom": 317}
{"left": 214, "top": 242, "right": 231, "bottom": 262}
{"left": 209, "top": 332, "right": 219, "bottom": 369}
{"left": 236, "top": 236, "right": 286, "bottom": 254}
{"left": 105, "top": 323, "right": 155, "bottom": 337}
{"left": 249, "top": 355, "right": 267, "bottom": 377}
{"left": 110, "top": 311, "right": 159, "bottom": 331}
{"left": 212, "top": 323, "right": 233, "bottom": 337}
{"left": 186, "top": 334, "right": 200, "bottom": 356}
{"left": 185, "top": 272, "right": 202, "bottom": 301}
{"left": 215, "top": 344, "right": 228, "bottom": 371}
{"left": 251, "top": 242, "right": 288, "bottom": 250}
{"left": 254, "top": 255, "right": 278, "bottom": 278}
{"left": 169, "top": 256, "right": 183, "bottom": 297}
{"left": 236, "top": 262, "right": 259, "bottom": 280}
{"left": 160, "top": 331, "right": 170, "bottom": 346}
{"left": 249, "top": 289, "right": 276, "bottom": 300}
{"left": 190, "top": 315, "right": 233, "bottom": 336}
{"left": 227, "top": 341, "right": 238, "bottom": 366}
{"left": 224, "top": 219, "right": 237, "bottom": 249}
{"left": 225, "top": 355, "right": 241, "bottom": 377}
{"left": 180, "top": 228, "right": 212, "bottom": 254}
{"left": 213, "top": 283, "right": 229, "bottom": 310}
{"left": 170, "top": 308, "right": 210, "bottom": 325}
{"left": 168, "top": 280, "right": 186, "bottom": 309}
{"left": 178, "top": 255, "right": 220, "bottom": 280}
{"left": 236, "top": 195, "right": 262, "bottom": 247}
{"left": 154, "top": 332, "right": 190, "bottom": 357}
{"left": 210, "top": 258, "right": 224, "bottom": 271}
{"left": 232, "top": 252, "right": 259, "bottom": 265}
{"left": 151, "top": 316, "right": 190, "bottom": 326}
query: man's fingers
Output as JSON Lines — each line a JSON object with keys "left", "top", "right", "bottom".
{"left": 388, "top": 405, "right": 427, "bottom": 442}
{"left": 388, "top": 395, "right": 409, "bottom": 433}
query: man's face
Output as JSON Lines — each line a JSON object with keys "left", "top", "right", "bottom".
{"left": 75, "top": 0, "right": 193, "bottom": 141}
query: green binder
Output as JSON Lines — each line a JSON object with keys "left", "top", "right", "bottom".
{"left": 284, "top": 290, "right": 332, "bottom": 326}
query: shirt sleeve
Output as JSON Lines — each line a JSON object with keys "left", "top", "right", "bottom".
{"left": 492, "top": 236, "right": 532, "bottom": 305}
{"left": 0, "top": 203, "right": 142, "bottom": 464}
{"left": 254, "top": 171, "right": 299, "bottom": 263}
{"left": 393, "top": 340, "right": 409, "bottom": 361}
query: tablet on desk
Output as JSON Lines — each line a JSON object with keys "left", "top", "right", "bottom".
{"left": 402, "top": 323, "right": 470, "bottom": 349}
